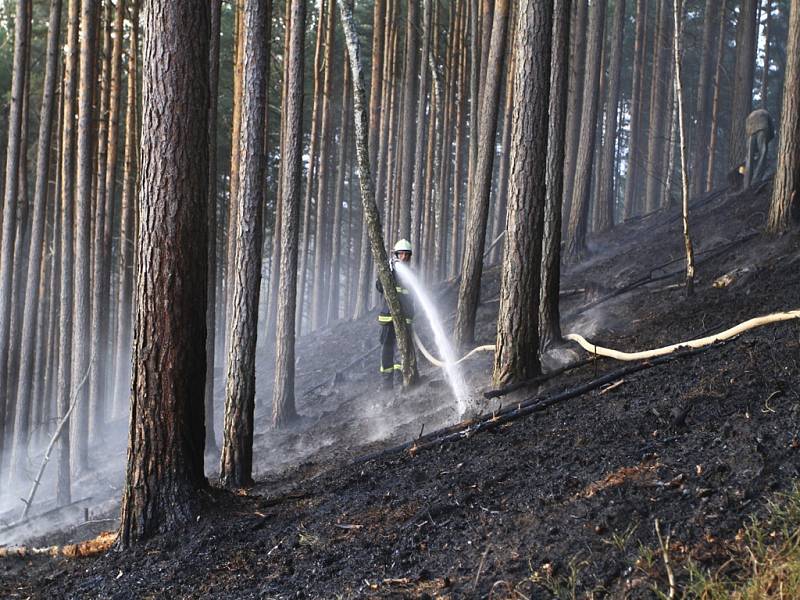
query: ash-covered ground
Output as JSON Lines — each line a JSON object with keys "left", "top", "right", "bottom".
{"left": 3, "top": 182, "right": 800, "bottom": 598}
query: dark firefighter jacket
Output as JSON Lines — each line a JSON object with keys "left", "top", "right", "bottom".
{"left": 376, "top": 270, "right": 415, "bottom": 325}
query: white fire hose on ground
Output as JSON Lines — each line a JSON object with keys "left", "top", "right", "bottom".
{"left": 413, "top": 310, "right": 800, "bottom": 367}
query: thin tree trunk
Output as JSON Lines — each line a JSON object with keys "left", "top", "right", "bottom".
{"left": 706, "top": 0, "right": 728, "bottom": 190}
{"left": 310, "top": 0, "right": 336, "bottom": 331}
{"left": 8, "top": 0, "right": 62, "bottom": 481}
{"left": 760, "top": 0, "right": 771, "bottom": 107}
{"left": 673, "top": 0, "right": 694, "bottom": 293}
{"left": 337, "top": 0, "right": 418, "bottom": 386}
{"left": 205, "top": 0, "right": 222, "bottom": 454}
{"left": 622, "top": 0, "right": 647, "bottom": 219}
{"left": 490, "top": 40, "right": 515, "bottom": 265}
{"left": 296, "top": 0, "right": 326, "bottom": 334}
{"left": 689, "top": 0, "right": 720, "bottom": 198}
{"left": 767, "top": 0, "right": 800, "bottom": 233}
{"left": 539, "top": 0, "right": 571, "bottom": 350}
{"left": 450, "top": 1, "right": 468, "bottom": 278}
{"left": 56, "top": 0, "right": 81, "bottom": 506}
{"left": 596, "top": 0, "right": 625, "bottom": 231}
{"left": 454, "top": 0, "right": 509, "bottom": 348}
{"left": 644, "top": 0, "right": 672, "bottom": 214}
{"left": 327, "top": 48, "right": 352, "bottom": 323}
{"left": 272, "top": 0, "right": 305, "bottom": 429}
{"left": 220, "top": 0, "right": 269, "bottom": 488}
{"left": 397, "top": 0, "right": 418, "bottom": 241}
{"left": 728, "top": 0, "right": 758, "bottom": 170}
{"left": 410, "top": 0, "right": 432, "bottom": 258}
{"left": 565, "top": 0, "right": 606, "bottom": 261}
{"left": 0, "top": 0, "right": 31, "bottom": 469}
{"left": 493, "top": 0, "right": 552, "bottom": 387}
{"left": 562, "top": 0, "right": 588, "bottom": 226}
{"left": 112, "top": 1, "right": 139, "bottom": 418}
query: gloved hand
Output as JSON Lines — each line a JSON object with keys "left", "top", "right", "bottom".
{"left": 389, "top": 256, "right": 396, "bottom": 272}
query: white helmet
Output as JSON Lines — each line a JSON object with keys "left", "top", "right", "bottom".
{"left": 393, "top": 239, "right": 413, "bottom": 254}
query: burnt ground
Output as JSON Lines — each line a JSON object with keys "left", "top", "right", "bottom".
{"left": 3, "top": 182, "right": 800, "bottom": 598}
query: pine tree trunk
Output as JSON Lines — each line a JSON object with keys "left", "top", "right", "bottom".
{"left": 310, "top": 0, "right": 337, "bottom": 331}
{"left": 760, "top": 0, "right": 771, "bottom": 107}
{"left": 643, "top": 0, "right": 672, "bottom": 214}
{"left": 689, "top": 0, "right": 720, "bottom": 198}
{"left": 622, "top": 0, "right": 647, "bottom": 219}
{"left": 70, "top": 0, "right": 98, "bottom": 474}
{"left": 205, "top": 0, "right": 222, "bottom": 454}
{"left": 296, "top": 0, "right": 326, "bottom": 334}
{"left": 0, "top": 0, "right": 31, "bottom": 468}
{"left": 706, "top": 0, "right": 728, "bottom": 190}
{"left": 454, "top": 0, "right": 509, "bottom": 348}
{"left": 596, "top": 0, "right": 624, "bottom": 232}
{"left": 117, "top": 0, "right": 210, "bottom": 548}
{"left": 539, "top": 0, "right": 571, "bottom": 350}
{"left": 767, "top": 0, "right": 800, "bottom": 233}
{"left": 673, "top": 0, "right": 694, "bottom": 293}
{"left": 565, "top": 0, "right": 606, "bottom": 260}
{"left": 112, "top": 2, "right": 139, "bottom": 418}
{"left": 728, "top": 0, "right": 758, "bottom": 170}
{"left": 273, "top": 0, "right": 306, "bottom": 429}
{"left": 450, "top": 1, "right": 468, "bottom": 278}
{"left": 55, "top": 0, "right": 81, "bottom": 506}
{"left": 220, "top": 0, "right": 269, "bottom": 489}
{"left": 397, "top": 0, "right": 418, "bottom": 241}
{"left": 410, "top": 0, "right": 432, "bottom": 258}
{"left": 493, "top": 0, "right": 552, "bottom": 386}
{"left": 561, "top": 0, "right": 588, "bottom": 226}
{"left": 490, "top": 42, "right": 515, "bottom": 265}
{"left": 327, "top": 48, "right": 352, "bottom": 323}
{"left": 8, "top": 0, "right": 62, "bottom": 481}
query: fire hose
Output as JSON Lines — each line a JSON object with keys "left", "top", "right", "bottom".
{"left": 413, "top": 309, "right": 800, "bottom": 367}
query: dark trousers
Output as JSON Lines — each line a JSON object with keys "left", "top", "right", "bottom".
{"left": 380, "top": 324, "right": 398, "bottom": 389}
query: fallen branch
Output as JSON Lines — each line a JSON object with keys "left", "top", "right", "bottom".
{"left": 21, "top": 356, "right": 94, "bottom": 520}
{"left": 0, "top": 530, "right": 116, "bottom": 558}
{"left": 655, "top": 519, "right": 676, "bottom": 599}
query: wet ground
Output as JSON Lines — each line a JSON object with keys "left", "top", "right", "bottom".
{"left": 3, "top": 182, "right": 800, "bottom": 598}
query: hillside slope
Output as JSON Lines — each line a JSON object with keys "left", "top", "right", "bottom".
{"left": 3, "top": 182, "right": 800, "bottom": 598}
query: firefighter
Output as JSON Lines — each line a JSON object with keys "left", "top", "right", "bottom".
{"left": 376, "top": 239, "right": 416, "bottom": 390}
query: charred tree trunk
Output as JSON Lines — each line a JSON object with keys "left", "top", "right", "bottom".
{"left": 411, "top": 0, "right": 432, "bottom": 259}
{"left": 272, "top": 0, "right": 306, "bottom": 429}
{"left": 493, "top": 0, "right": 552, "bottom": 386}
{"left": 767, "top": 0, "right": 800, "bottom": 233}
{"left": 220, "top": 0, "right": 270, "bottom": 489}
{"left": 539, "top": 0, "right": 571, "bottom": 350}
{"left": 454, "top": 0, "right": 509, "bottom": 348}
{"left": 117, "top": 0, "right": 210, "bottom": 548}
{"left": 565, "top": 0, "right": 606, "bottom": 261}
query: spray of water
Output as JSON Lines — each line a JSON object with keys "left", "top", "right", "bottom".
{"left": 393, "top": 262, "right": 470, "bottom": 413}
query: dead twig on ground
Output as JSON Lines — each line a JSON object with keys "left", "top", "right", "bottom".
{"left": 655, "top": 519, "right": 676, "bottom": 599}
